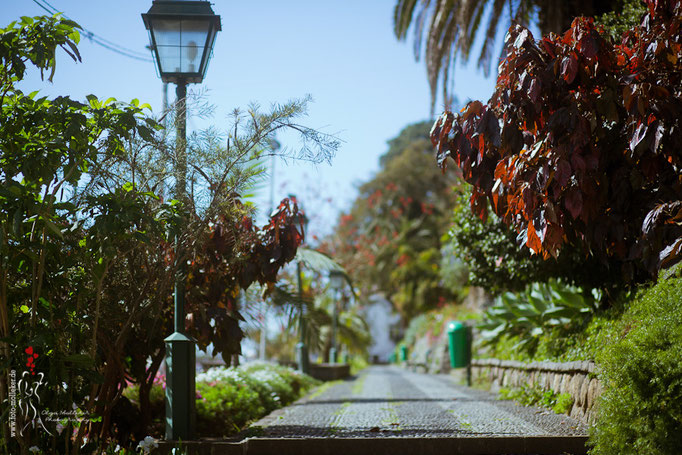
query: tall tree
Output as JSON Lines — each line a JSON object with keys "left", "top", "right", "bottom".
{"left": 430, "top": 0, "right": 682, "bottom": 288}
{"left": 393, "top": 0, "right": 621, "bottom": 109}
{"left": 326, "top": 122, "right": 460, "bottom": 322}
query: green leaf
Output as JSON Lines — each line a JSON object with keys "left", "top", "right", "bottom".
{"left": 528, "top": 291, "right": 548, "bottom": 313}
{"left": 480, "top": 324, "right": 506, "bottom": 340}
{"left": 12, "top": 210, "right": 23, "bottom": 237}
{"left": 42, "top": 216, "right": 64, "bottom": 239}
{"left": 551, "top": 288, "right": 587, "bottom": 309}
{"left": 141, "top": 191, "right": 159, "bottom": 200}
{"left": 20, "top": 305, "right": 30, "bottom": 314}
{"left": 64, "top": 40, "right": 81, "bottom": 63}
{"left": 86, "top": 94, "right": 99, "bottom": 108}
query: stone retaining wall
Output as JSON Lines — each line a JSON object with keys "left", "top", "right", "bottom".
{"left": 471, "top": 359, "right": 601, "bottom": 424}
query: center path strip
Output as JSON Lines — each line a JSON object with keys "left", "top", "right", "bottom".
{"left": 159, "top": 366, "right": 589, "bottom": 455}
{"left": 240, "top": 366, "right": 589, "bottom": 454}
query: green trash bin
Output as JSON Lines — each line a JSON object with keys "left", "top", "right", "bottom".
{"left": 447, "top": 321, "right": 470, "bottom": 368}
{"left": 399, "top": 345, "right": 408, "bottom": 362}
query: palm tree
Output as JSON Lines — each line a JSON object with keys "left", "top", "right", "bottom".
{"left": 243, "top": 247, "right": 370, "bottom": 362}
{"left": 393, "top": 0, "right": 619, "bottom": 110}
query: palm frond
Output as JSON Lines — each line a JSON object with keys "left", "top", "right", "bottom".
{"left": 394, "top": 0, "right": 420, "bottom": 40}
{"left": 266, "top": 282, "right": 314, "bottom": 309}
{"left": 295, "top": 247, "right": 360, "bottom": 298}
{"left": 302, "top": 305, "right": 333, "bottom": 351}
{"left": 459, "top": 0, "right": 488, "bottom": 60}
{"left": 477, "top": 0, "right": 507, "bottom": 76}
{"left": 425, "top": 0, "right": 459, "bottom": 112}
{"left": 295, "top": 247, "right": 344, "bottom": 274}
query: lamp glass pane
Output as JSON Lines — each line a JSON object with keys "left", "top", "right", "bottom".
{"left": 152, "top": 18, "right": 181, "bottom": 74}
{"left": 156, "top": 42, "right": 181, "bottom": 74}
{"left": 330, "top": 272, "right": 345, "bottom": 291}
{"left": 201, "top": 27, "right": 216, "bottom": 68}
{"left": 179, "top": 19, "right": 210, "bottom": 74}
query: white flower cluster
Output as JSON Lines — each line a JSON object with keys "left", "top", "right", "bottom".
{"left": 249, "top": 368, "right": 282, "bottom": 387}
{"left": 197, "top": 361, "right": 302, "bottom": 406}
{"left": 196, "top": 366, "right": 245, "bottom": 384}
{"left": 137, "top": 436, "right": 158, "bottom": 454}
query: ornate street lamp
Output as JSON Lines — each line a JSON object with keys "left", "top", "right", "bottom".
{"left": 328, "top": 270, "right": 345, "bottom": 364}
{"left": 294, "top": 209, "right": 310, "bottom": 374}
{"left": 143, "top": 0, "right": 221, "bottom": 84}
{"left": 142, "top": 0, "right": 220, "bottom": 442}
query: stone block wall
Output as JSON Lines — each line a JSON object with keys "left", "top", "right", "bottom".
{"left": 471, "top": 358, "right": 601, "bottom": 425}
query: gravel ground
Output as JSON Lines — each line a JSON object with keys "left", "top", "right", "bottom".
{"left": 249, "top": 365, "right": 587, "bottom": 439}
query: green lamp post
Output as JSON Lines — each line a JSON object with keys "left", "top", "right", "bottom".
{"left": 142, "top": 0, "right": 220, "bottom": 441}
{"left": 294, "top": 209, "right": 310, "bottom": 374}
{"left": 328, "top": 270, "right": 345, "bottom": 364}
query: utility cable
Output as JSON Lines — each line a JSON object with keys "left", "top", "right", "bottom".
{"left": 31, "top": 0, "right": 153, "bottom": 62}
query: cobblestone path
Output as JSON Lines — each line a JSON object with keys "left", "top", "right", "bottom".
{"left": 239, "top": 365, "right": 589, "bottom": 454}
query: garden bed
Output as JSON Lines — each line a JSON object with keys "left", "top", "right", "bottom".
{"left": 124, "top": 361, "right": 320, "bottom": 439}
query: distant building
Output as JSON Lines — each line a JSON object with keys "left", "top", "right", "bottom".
{"left": 362, "top": 294, "right": 401, "bottom": 363}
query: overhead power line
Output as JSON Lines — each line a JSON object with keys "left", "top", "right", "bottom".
{"left": 32, "top": 0, "right": 153, "bottom": 63}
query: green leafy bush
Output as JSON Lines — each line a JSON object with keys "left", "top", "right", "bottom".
{"left": 448, "top": 191, "right": 546, "bottom": 296}
{"left": 595, "top": 0, "right": 647, "bottom": 41}
{"left": 480, "top": 299, "right": 628, "bottom": 363}
{"left": 478, "top": 281, "right": 597, "bottom": 355}
{"left": 590, "top": 275, "right": 682, "bottom": 455}
{"left": 447, "top": 189, "right": 626, "bottom": 296}
{"left": 499, "top": 384, "right": 573, "bottom": 415}
{"left": 196, "top": 378, "right": 263, "bottom": 436}
{"left": 123, "top": 361, "right": 320, "bottom": 438}
{"left": 553, "top": 393, "right": 574, "bottom": 415}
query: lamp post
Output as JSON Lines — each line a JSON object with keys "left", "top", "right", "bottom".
{"left": 294, "top": 210, "right": 310, "bottom": 374}
{"left": 328, "top": 270, "right": 345, "bottom": 364}
{"left": 142, "top": 0, "right": 220, "bottom": 441}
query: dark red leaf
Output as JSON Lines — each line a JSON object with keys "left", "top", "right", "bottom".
{"left": 629, "top": 122, "right": 649, "bottom": 153}
{"left": 533, "top": 208, "right": 548, "bottom": 242}
{"left": 529, "top": 78, "right": 541, "bottom": 103}
{"left": 541, "top": 37, "right": 556, "bottom": 58}
{"left": 561, "top": 54, "right": 578, "bottom": 84}
{"left": 570, "top": 153, "right": 586, "bottom": 174}
{"left": 652, "top": 122, "right": 665, "bottom": 153}
{"left": 526, "top": 221, "right": 543, "bottom": 253}
{"left": 564, "top": 187, "right": 583, "bottom": 219}
{"left": 555, "top": 160, "right": 571, "bottom": 188}
{"left": 579, "top": 35, "right": 599, "bottom": 59}
{"left": 463, "top": 101, "right": 483, "bottom": 120}
{"left": 659, "top": 237, "right": 682, "bottom": 270}
{"left": 513, "top": 27, "right": 533, "bottom": 50}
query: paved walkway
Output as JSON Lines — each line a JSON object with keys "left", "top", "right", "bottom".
{"left": 243, "top": 365, "right": 589, "bottom": 454}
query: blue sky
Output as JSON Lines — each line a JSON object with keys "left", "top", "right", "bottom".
{"left": 1, "top": 0, "right": 498, "bottom": 238}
